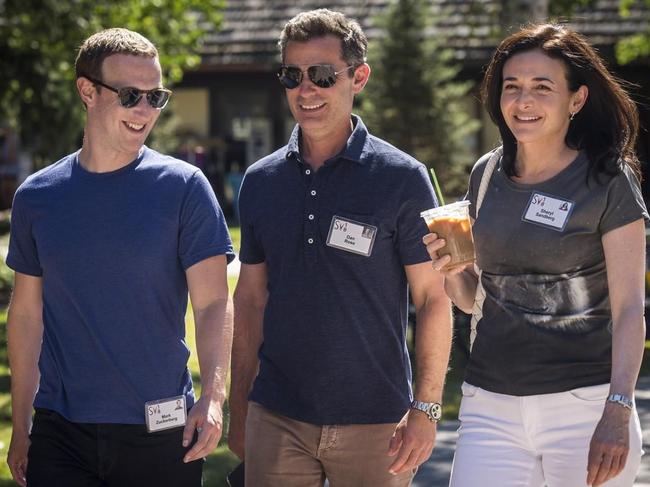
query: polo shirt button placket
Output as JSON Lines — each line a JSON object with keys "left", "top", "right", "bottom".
{"left": 303, "top": 166, "right": 317, "bottom": 259}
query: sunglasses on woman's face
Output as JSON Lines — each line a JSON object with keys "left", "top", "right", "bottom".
{"left": 276, "top": 64, "right": 355, "bottom": 89}
{"left": 86, "top": 77, "right": 172, "bottom": 109}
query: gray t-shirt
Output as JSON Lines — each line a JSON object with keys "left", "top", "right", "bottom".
{"left": 465, "top": 150, "right": 648, "bottom": 396}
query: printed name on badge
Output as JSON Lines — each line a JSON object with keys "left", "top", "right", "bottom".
{"left": 522, "top": 192, "right": 574, "bottom": 231}
{"left": 326, "top": 215, "right": 377, "bottom": 257}
{"left": 145, "top": 395, "right": 187, "bottom": 433}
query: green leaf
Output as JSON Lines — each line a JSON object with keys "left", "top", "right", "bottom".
{"left": 0, "top": 0, "right": 224, "bottom": 167}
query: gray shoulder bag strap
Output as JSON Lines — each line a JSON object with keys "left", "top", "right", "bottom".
{"left": 469, "top": 146, "right": 502, "bottom": 350}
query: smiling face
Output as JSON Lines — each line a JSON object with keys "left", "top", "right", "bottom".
{"left": 83, "top": 53, "right": 164, "bottom": 161}
{"left": 283, "top": 35, "right": 368, "bottom": 141}
{"left": 500, "top": 48, "right": 587, "bottom": 150}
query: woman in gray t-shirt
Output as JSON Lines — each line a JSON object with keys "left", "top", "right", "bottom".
{"left": 424, "top": 24, "right": 647, "bottom": 487}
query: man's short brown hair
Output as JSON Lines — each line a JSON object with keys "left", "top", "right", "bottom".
{"left": 75, "top": 28, "right": 158, "bottom": 81}
{"left": 279, "top": 9, "right": 367, "bottom": 68}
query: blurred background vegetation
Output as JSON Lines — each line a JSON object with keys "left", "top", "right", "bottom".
{"left": 0, "top": 0, "right": 225, "bottom": 168}
{"left": 0, "top": 0, "right": 648, "bottom": 484}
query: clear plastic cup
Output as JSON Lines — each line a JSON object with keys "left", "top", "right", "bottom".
{"left": 421, "top": 200, "right": 475, "bottom": 270}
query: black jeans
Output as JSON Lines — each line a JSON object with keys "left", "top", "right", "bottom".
{"left": 27, "top": 409, "right": 203, "bottom": 487}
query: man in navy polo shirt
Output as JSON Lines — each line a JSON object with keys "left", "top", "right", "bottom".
{"left": 6, "top": 28, "right": 234, "bottom": 487}
{"left": 229, "top": 9, "right": 452, "bottom": 486}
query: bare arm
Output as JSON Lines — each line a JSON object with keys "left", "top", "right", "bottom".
{"left": 7, "top": 272, "right": 43, "bottom": 487}
{"left": 182, "top": 255, "right": 233, "bottom": 463}
{"left": 422, "top": 232, "right": 478, "bottom": 313}
{"left": 389, "top": 261, "right": 452, "bottom": 474}
{"left": 587, "top": 219, "right": 645, "bottom": 486}
{"left": 228, "top": 262, "right": 268, "bottom": 460}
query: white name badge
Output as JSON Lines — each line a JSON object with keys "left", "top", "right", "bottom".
{"left": 326, "top": 215, "right": 377, "bottom": 257}
{"left": 145, "top": 395, "right": 187, "bottom": 433}
{"left": 522, "top": 192, "right": 574, "bottom": 231}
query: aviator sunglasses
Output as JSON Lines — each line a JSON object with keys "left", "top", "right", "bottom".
{"left": 86, "top": 76, "right": 172, "bottom": 109}
{"left": 277, "top": 64, "right": 355, "bottom": 89}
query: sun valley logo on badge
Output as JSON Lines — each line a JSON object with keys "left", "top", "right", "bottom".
{"left": 523, "top": 193, "right": 574, "bottom": 231}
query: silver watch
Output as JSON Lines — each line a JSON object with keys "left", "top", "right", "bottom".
{"left": 410, "top": 400, "right": 442, "bottom": 422}
{"left": 607, "top": 393, "right": 633, "bottom": 410}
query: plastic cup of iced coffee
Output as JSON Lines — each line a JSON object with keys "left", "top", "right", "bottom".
{"left": 420, "top": 200, "right": 475, "bottom": 271}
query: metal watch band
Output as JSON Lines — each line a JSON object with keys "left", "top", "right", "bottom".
{"left": 410, "top": 400, "right": 442, "bottom": 422}
{"left": 607, "top": 393, "right": 633, "bottom": 410}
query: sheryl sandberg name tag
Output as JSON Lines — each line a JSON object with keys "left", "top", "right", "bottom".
{"left": 522, "top": 192, "right": 574, "bottom": 231}
{"left": 326, "top": 215, "right": 377, "bottom": 257}
{"left": 145, "top": 395, "right": 187, "bottom": 433}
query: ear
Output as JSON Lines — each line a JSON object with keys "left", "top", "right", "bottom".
{"left": 570, "top": 84, "right": 588, "bottom": 115}
{"left": 77, "top": 77, "right": 97, "bottom": 107}
{"left": 352, "top": 63, "right": 371, "bottom": 94}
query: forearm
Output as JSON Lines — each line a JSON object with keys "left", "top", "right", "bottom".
{"left": 194, "top": 297, "right": 233, "bottom": 405}
{"left": 230, "top": 304, "right": 264, "bottom": 411}
{"left": 414, "top": 295, "right": 453, "bottom": 403}
{"left": 609, "top": 306, "right": 645, "bottom": 398}
{"left": 7, "top": 312, "right": 42, "bottom": 433}
{"left": 443, "top": 269, "right": 478, "bottom": 313}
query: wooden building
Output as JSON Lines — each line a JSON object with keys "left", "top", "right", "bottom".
{"left": 171, "top": 0, "right": 650, "bottom": 211}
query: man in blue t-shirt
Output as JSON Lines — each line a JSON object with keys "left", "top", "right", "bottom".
{"left": 229, "top": 9, "right": 452, "bottom": 486}
{"left": 6, "top": 28, "right": 234, "bottom": 487}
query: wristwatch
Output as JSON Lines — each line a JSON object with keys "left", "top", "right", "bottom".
{"left": 607, "top": 393, "right": 633, "bottom": 410}
{"left": 410, "top": 400, "right": 442, "bottom": 422}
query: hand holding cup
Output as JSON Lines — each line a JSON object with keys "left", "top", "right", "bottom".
{"left": 422, "top": 233, "right": 470, "bottom": 274}
{"left": 421, "top": 201, "right": 475, "bottom": 274}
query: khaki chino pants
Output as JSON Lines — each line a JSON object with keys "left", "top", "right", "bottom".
{"left": 244, "top": 402, "right": 416, "bottom": 487}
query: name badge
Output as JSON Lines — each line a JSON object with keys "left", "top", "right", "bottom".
{"left": 522, "top": 192, "right": 574, "bottom": 231}
{"left": 326, "top": 215, "right": 377, "bottom": 257}
{"left": 145, "top": 395, "right": 187, "bottom": 433}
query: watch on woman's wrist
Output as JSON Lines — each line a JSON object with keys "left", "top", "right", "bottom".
{"left": 607, "top": 393, "right": 633, "bottom": 410}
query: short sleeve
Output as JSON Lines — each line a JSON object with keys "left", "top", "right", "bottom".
{"left": 178, "top": 171, "right": 234, "bottom": 270}
{"left": 237, "top": 171, "right": 265, "bottom": 264}
{"left": 396, "top": 164, "right": 438, "bottom": 265}
{"left": 6, "top": 187, "right": 43, "bottom": 276}
{"left": 466, "top": 151, "right": 493, "bottom": 220}
{"left": 599, "top": 166, "right": 649, "bottom": 235}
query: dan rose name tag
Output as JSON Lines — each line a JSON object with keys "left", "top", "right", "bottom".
{"left": 522, "top": 192, "right": 574, "bottom": 231}
{"left": 326, "top": 215, "right": 377, "bottom": 257}
{"left": 145, "top": 395, "right": 187, "bottom": 433}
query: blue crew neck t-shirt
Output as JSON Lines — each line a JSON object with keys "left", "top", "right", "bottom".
{"left": 7, "top": 147, "right": 234, "bottom": 424}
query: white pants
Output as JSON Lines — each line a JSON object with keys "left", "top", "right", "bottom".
{"left": 449, "top": 383, "right": 644, "bottom": 487}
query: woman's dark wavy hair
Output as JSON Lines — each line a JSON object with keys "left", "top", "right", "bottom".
{"left": 481, "top": 23, "right": 641, "bottom": 181}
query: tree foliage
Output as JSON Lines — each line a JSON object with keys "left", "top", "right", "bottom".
{"left": 549, "top": 0, "right": 650, "bottom": 65}
{"left": 616, "top": 0, "right": 650, "bottom": 64}
{"left": 0, "top": 0, "right": 224, "bottom": 166}
{"left": 358, "top": 0, "right": 480, "bottom": 197}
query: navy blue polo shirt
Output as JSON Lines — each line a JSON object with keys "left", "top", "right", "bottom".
{"left": 238, "top": 116, "right": 438, "bottom": 425}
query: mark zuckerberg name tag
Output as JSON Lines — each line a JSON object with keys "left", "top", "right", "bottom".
{"left": 326, "top": 215, "right": 377, "bottom": 257}
{"left": 522, "top": 192, "right": 574, "bottom": 231}
{"left": 145, "top": 395, "right": 187, "bottom": 433}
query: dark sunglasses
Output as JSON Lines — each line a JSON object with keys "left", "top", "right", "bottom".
{"left": 277, "top": 64, "right": 355, "bottom": 89}
{"left": 86, "top": 76, "right": 172, "bottom": 109}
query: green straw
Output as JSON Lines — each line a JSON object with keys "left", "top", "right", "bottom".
{"left": 429, "top": 167, "right": 446, "bottom": 205}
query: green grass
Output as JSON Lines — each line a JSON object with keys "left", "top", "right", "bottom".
{"left": 227, "top": 227, "right": 240, "bottom": 294}
{"left": 0, "top": 224, "right": 648, "bottom": 485}
{"left": 0, "top": 227, "right": 244, "bottom": 487}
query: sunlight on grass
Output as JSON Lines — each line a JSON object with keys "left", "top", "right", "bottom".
{"left": 184, "top": 227, "right": 240, "bottom": 484}
{"left": 0, "top": 229, "right": 243, "bottom": 486}
{"left": 1, "top": 226, "right": 645, "bottom": 486}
